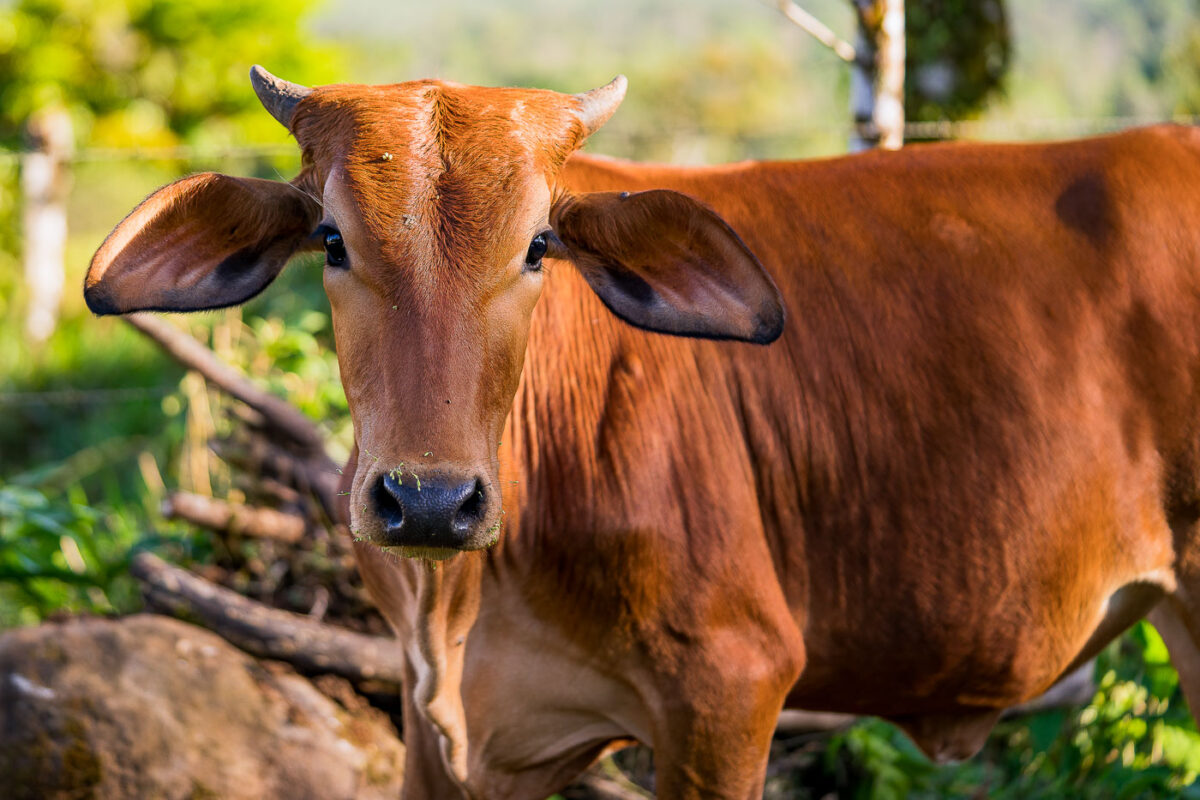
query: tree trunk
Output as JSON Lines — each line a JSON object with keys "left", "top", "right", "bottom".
{"left": 849, "top": 0, "right": 905, "bottom": 151}
{"left": 874, "top": 0, "right": 906, "bottom": 150}
{"left": 21, "top": 108, "right": 72, "bottom": 343}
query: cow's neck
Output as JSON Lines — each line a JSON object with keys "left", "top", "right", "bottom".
{"left": 351, "top": 540, "right": 483, "bottom": 791}
{"left": 410, "top": 560, "right": 479, "bottom": 786}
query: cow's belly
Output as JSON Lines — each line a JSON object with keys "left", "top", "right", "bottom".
{"left": 783, "top": 568, "right": 1173, "bottom": 761}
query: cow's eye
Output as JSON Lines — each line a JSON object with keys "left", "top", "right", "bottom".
{"left": 525, "top": 233, "right": 548, "bottom": 269}
{"left": 323, "top": 227, "right": 348, "bottom": 267}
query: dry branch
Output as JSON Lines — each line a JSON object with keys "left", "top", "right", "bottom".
{"left": 126, "top": 312, "right": 343, "bottom": 519}
{"left": 774, "top": 709, "right": 856, "bottom": 735}
{"left": 774, "top": 0, "right": 857, "bottom": 62}
{"left": 132, "top": 552, "right": 405, "bottom": 690}
{"left": 162, "top": 491, "right": 306, "bottom": 543}
{"left": 211, "top": 432, "right": 342, "bottom": 521}
{"left": 773, "top": 662, "right": 1096, "bottom": 736}
{"left": 125, "top": 312, "right": 330, "bottom": 459}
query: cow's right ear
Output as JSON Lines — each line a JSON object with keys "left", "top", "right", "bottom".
{"left": 84, "top": 173, "right": 320, "bottom": 315}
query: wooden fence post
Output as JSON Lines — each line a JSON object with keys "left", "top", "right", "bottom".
{"left": 873, "top": 0, "right": 906, "bottom": 150}
{"left": 22, "top": 107, "right": 73, "bottom": 343}
{"left": 849, "top": 0, "right": 905, "bottom": 151}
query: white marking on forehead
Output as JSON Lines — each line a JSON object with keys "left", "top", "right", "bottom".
{"left": 322, "top": 165, "right": 352, "bottom": 221}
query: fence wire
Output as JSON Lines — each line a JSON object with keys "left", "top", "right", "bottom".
{"left": 0, "top": 385, "right": 176, "bottom": 407}
{"left": 1, "top": 113, "right": 1199, "bottom": 165}
{"left": 7, "top": 111, "right": 1200, "bottom": 410}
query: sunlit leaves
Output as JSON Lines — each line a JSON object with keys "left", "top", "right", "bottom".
{"left": 0, "top": 0, "right": 342, "bottom": 149}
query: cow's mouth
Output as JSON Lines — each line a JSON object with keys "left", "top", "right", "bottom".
{"left": 382, "top": 545, "right": 463, "bottom": 561}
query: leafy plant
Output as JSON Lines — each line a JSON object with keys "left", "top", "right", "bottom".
{"left": 801, "top": 622, "right": 1200, "bottom": 799}
{"left": 0, "top": 483, "right": 143, "bottom": 625}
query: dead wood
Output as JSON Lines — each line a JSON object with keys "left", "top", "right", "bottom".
{"left": 125, "top": 312, "right": 331, "bottom": 460}
{"left": 131, "top": 552, "right": 405, "bottom": 690}
{"left": 211, "top": 432, "right": 342, "bottom": 522}
{"left": 773, "top": 661, "right": 1096, "bottom": 736}
{"left": 162, "top": 491, "right": 306, "bottom": 543}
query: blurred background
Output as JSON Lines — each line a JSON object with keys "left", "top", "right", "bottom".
{"left": 3, "top": 0, "right": 1200, "bottom": 797}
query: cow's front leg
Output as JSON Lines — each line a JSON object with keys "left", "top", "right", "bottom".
{"left": 649, "top": 637, "right": 804, "bottom": 800}
{"left": 652, "top": 712, "right": 776, "bottom": 800}
{"left": 400, "top": 660, "right": 472, "bottom": 800}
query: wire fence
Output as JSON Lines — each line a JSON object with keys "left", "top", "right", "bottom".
{"left": 0, "top": 385, "right": 176, "bottom": 407}
{"left": 7, "top": 111, "right": 1200, "bottom": 410}
{"left": 0, "top": 143, "right": 298, "bottom": 166}
{"left": 2, "top": 113, "right": 1199, "bottom": 165}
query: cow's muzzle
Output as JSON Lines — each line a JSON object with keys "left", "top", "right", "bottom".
{"left": 371, "top": 468, "right": 490, "bottom": 551}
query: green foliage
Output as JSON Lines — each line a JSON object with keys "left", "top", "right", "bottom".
{"left": 0, "top": 0, "right": 341, "bottom": 149}
{"left": 802, "top": 622, "right": 1200, "bottom": 799}
{"left": 0, "top": 483, "right": 144, "bottom": 625}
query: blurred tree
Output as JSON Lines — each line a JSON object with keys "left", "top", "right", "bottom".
{"left": 779, "top": 0, "right": 1009, "bottom": 138}
{"left": 905, "top": 0, "right": 1010, "bottom": 121}
{"left": 0, "top": 0, "right": 340, "bottom": 151}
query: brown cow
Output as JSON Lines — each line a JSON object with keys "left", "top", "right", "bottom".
{"left": 86, "top": 68, "right": 1200, "bottom": 798}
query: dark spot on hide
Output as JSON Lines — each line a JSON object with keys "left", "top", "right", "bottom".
{"left": 1055, "top": 171, "right": 1113, "bottom": 248}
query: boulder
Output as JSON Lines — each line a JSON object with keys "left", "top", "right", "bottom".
{"left": 0, "top": 614, "right": 404, "bottom": 799}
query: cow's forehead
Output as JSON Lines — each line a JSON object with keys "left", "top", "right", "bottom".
{"left": 291, "top": 81, "right": 579, "bottom": 267}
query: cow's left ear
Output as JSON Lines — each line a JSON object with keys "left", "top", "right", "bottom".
{"left": 85, "top": 172, "right": 320, "bottom": 315}
{"left": 550, "top": 189, "right": 784, "bottom": 344}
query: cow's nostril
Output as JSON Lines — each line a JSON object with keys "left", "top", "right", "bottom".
{"left": 371, "top": 470, "right": 488, "bottom": 549}
{"left": 374, "top": 472, "right": 406, "bottom": 528}
{"left": 453, "top": 479, "right": 487, "bottom": 529}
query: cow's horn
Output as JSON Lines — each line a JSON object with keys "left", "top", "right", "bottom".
{"left": 573, "top": 75, "right": 628, "bottom": 138}
{"left": 250, "top": 65, "right": 312, "bottom": 129}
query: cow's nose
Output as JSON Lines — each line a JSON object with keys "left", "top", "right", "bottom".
{"left": 372, "top": 470, "right": 488, "bottom": 549}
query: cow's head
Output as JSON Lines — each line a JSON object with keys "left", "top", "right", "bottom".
{"left": 85, "top": 68, "right": 783, "bottom": 559}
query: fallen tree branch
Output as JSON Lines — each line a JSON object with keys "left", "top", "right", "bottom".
{"left": 125, "top": 313, "right": 331, "bottom": 460}
{"left": 162, "top": 491, "right": 306, "bottom": 543}
{"left": 774, "top": 709, "right": 856, "bottom": 735}
{"left": 211, "top": 433, "right": 342, "bottom": 522}
{"left": 132, "top": 552, "right": 405, "bottom": 690}
{"left": 773, "top": 662, "right": 1096, "bottom": 736}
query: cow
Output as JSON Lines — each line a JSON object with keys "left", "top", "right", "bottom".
{"left": 84, "top": 67, "right": 1200, "bottom": 799}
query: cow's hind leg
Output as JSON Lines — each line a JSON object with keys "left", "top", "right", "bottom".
{"left": 1148, "top": 504, "right": 1200, "bottom": 726}
{"left": 1148, "top": 593, "right": 1200, "bottom": 723}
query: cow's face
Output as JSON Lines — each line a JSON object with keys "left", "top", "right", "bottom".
{"left": 85, "top": 68, "right": 784, "bottom": 559}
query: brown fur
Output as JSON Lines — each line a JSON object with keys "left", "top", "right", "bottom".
{"left": 86, "top": 76, "right": 1200, "bottom": 799}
